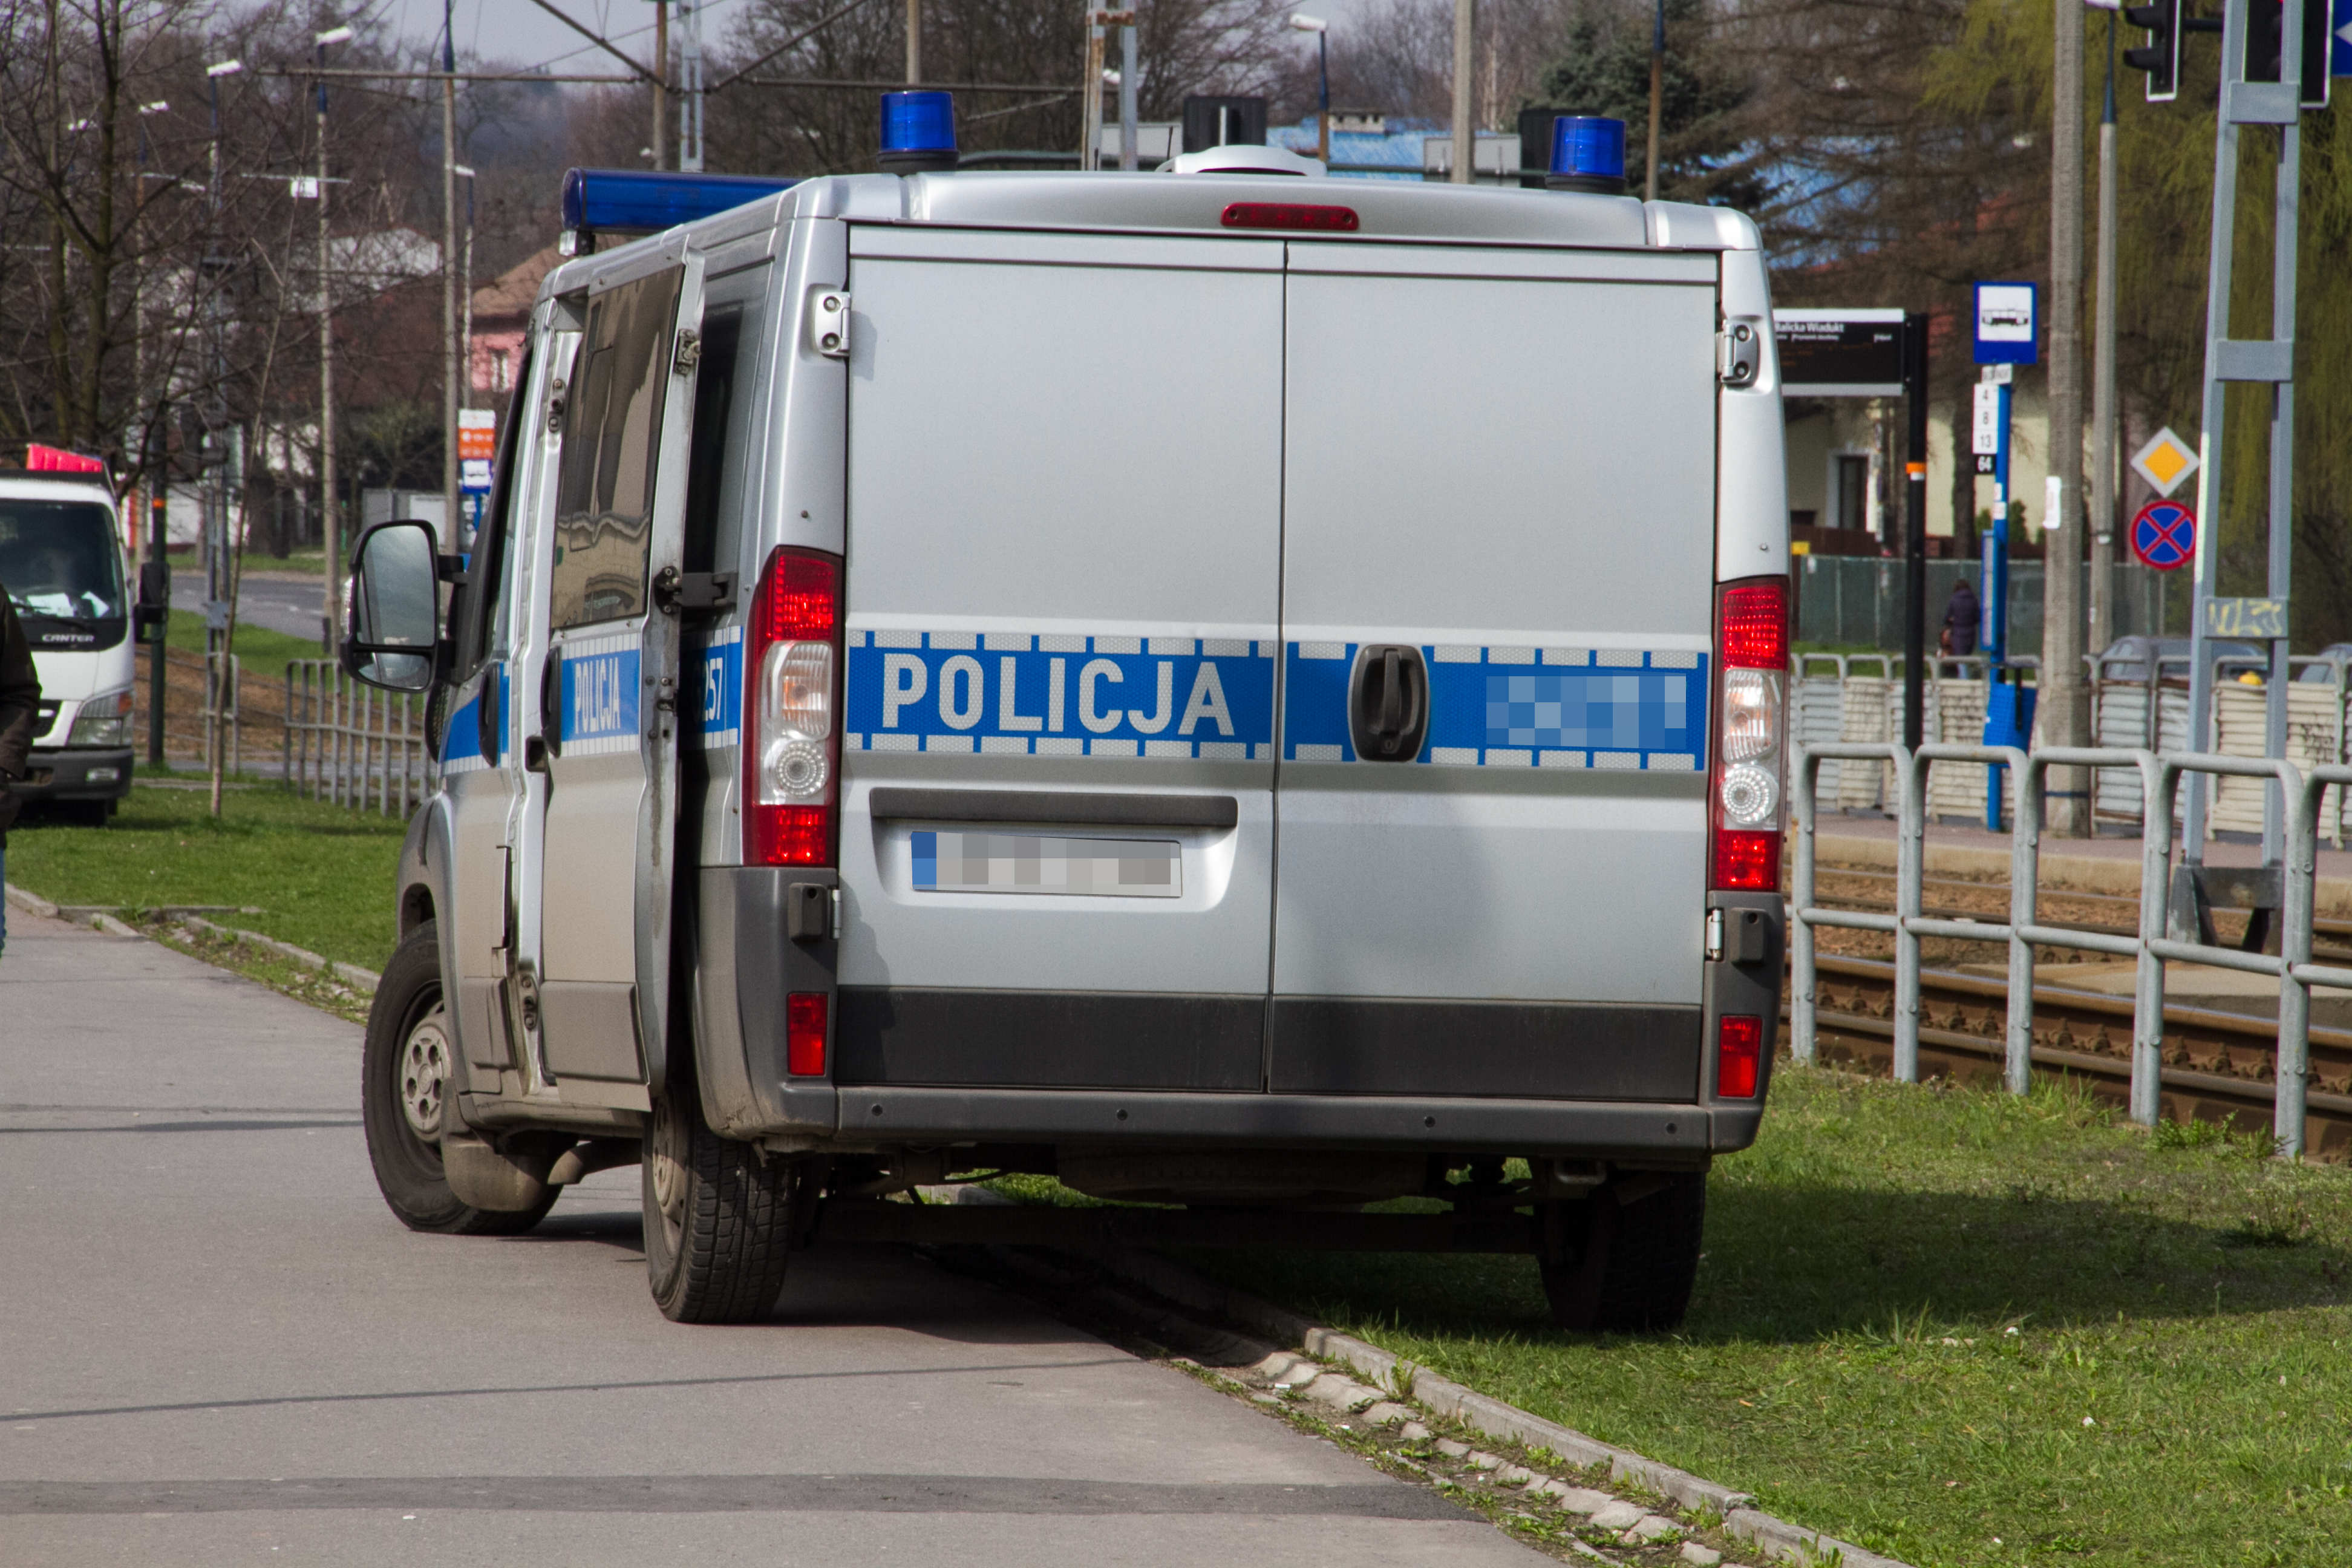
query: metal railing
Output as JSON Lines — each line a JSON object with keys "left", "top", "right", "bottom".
{"left": 1792, "top": 741, "right": 2328, "bottom": 1156}
{"left": 284, "top": 659, "right": 428, "bottom": 817}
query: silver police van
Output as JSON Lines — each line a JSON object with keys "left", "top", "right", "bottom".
{"left": 342, "top": 103, "right": 1789, "bottom": 1331}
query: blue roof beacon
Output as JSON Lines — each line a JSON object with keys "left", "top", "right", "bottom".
{"left": 1545, "top": 116, "right": 1629, "bottom": 196}
{"left": 879, "top": 90, "right": 958, "bottom": 175}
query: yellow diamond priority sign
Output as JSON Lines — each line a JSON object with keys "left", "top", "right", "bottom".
{"left": 2129, "top": 427, "right": 2201, "bottom": 499}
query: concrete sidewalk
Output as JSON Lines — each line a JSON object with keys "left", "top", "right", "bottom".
{"left": 0, "top": 908, "right": 1538, "bottom": 1568}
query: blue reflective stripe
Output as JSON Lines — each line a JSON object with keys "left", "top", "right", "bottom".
{"left": 844, "top": 632, "right": 1275, "bottom": 758}
{"left": 559, "top": 644, "right": 641, "bottom": 750}
{"left": 1282, "top": 643, "right": 1707, "bottom": 770}
{"left": 688, "top": 628, "right": 743, "bottom": 749}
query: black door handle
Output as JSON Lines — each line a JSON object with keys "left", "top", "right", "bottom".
{"left": 477, "top": 667, "right": 501, "bottom": 766}
{"left": 1348, "top": 643, "right": 1429, "bottom": 762}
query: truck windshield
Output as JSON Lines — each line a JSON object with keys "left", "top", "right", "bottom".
{"left": 0, "top": 499, "right": 125, "bottom": 621}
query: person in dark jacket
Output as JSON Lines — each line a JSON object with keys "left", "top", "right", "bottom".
{"left": 1941, "top": 576, "right": 1981, "bottom": 657}
{"left": 0, "top": 585, "right": 42, "bottom": 958}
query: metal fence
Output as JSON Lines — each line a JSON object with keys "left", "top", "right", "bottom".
{"left": 1791, "top": 654, "right": 2352, "bottom": 846}
{"left": 284, "top": 659, "right": 429, "bottom": 817}
{"left": 1791, "top": 742, "right": 2348, "bottom": 1157}
{"left": 1793, "top": 555, "right": 2172, "bottom": 651}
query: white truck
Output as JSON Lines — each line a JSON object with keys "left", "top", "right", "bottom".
{"left": 0, "top": 471, "right": 149, "bottom": 823}
{"left": 340, "top": 109, "right": 1789, "bottom": 1332}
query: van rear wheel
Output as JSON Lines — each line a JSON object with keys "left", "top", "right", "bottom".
{"left": 361, "top": 920, "right": 555, "bottom": 1236}
{"left": 642, "top": 1071, "right": 793, "bottom": 1324}
{"left": 1536, "top": 1172, "right": 1706, "bottom": 1333}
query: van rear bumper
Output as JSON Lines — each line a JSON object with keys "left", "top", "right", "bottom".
{"left": 831, "top": 1085, "right": 1753, "bottom": 1160}
{"left": 20, "top": 746, "right": 134, "bottom": 801}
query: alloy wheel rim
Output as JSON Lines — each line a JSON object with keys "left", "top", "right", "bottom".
{"left": 397, "top": 1005, "right": 453, "bottom": 1141}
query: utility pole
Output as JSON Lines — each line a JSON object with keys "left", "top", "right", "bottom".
{"left": 1081, "top": 6, "right": 1106, "bottom": 171}
{"left": 316, "top": 25, "right": 351, "bottom": 652}
{"left": 2089, "top": 2, "right": 2120, "bottom": 659}
{"left": 1449, "top": 0, "right": 1474, "bottom": 183}
{"left": 442, "top": 3, "right": 460, "bottom": 548}
{"left": 653, "top": 0, "right": 668, "bottom": 169}
{"left": 1644, "top": 0, "right": 1664, "bottom": 201}
{"left": 679, "top": 0, "right": 704, "bottom": 171}
{"left": 1119, "top": 16, "right": 1137, "bottom": 170}
{"left": 906, "top": 0, "right": 920, "bottom": 83}
{"left": 2043, "top": 0, "right": 2091, "bottom": 836}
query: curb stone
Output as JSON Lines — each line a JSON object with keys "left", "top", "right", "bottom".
{"left": 5, "top": 887, "right": 384, "bottom": 996}
{"left": 924, "top": 1189, "right": 1916, "bottom": 1568}
{"left": 177, "top": 915, "right": 381, "bottom": 995}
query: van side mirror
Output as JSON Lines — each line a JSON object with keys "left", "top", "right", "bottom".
{"left": 341, "top": 520, "right": 448, "bottom": 693}
{"left": 134, "top": 560, "right": 171, "bottom": 644}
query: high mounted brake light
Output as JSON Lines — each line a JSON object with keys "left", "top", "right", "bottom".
{"left": 1709, "top": 577, "right": 1788, "bottom": 892}
{"left": 745, "top": 547, "right": 842, "bottom": 868}
{"left": 1220, "top": 201, "right": 1359, "bottom": 232}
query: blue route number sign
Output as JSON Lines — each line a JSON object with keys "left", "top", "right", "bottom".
{"left": 2131, "top": 500, "right": 2195, "bottom": 571}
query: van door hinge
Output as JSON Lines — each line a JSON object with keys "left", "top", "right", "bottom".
{"left": 1717, "top": 321, "right": 1761, "bottom": 387}
{"left": 807, "top": 287, "right": 850, "bottom": 359}
{"left": 652, "top": 566, "right": 737, "bottom": 616}
{"left": 672, "top": 328, "right": 702, "bottom": 376}
{"left": 546, "top": 377, "right": 566, "bottom": 434}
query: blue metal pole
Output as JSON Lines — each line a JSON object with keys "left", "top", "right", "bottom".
{"left": 1985, "top": 381, "right": 2013, "bottom": 828}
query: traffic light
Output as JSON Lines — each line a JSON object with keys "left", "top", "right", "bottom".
{"left": 2123, "top": 0, "right": 2182, "bottom": 101}
{"left": 2245, "top": 0, "right": 2336, "bottom": 107}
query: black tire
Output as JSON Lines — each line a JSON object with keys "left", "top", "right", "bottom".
{"left": 1537, "top": 1172, "right": 1707, "bottom": 1333}
{"left": 642, "top": 1064, "right": 793, "bottom": 1324}
{"left": 361, "top": 920, "right": 556, "bottom": 1236}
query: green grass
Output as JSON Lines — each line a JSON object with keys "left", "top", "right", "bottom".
{"left": 1186, "top": 1068, "right": 2352, "bottom": 1568}
{"left": 161, "top": 607, "right": 322, "bottom": 671}
{"left": 5, "top": 774, "right": 405, "bottom": 970}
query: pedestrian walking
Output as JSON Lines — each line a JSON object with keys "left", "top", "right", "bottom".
{"left": 0, "top": 580, "right": 42, "bottom": 958}
{"left": 1941, "top": 575, "right": 1981, "bottom": 658}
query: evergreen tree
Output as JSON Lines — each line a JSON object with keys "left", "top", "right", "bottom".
{"left": 1529, "top": 0, "right": 1762, "bottom": 209}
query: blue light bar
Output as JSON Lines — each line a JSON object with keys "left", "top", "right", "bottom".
{"left": 879, "top": 90, "right": 958, "bottom": 173}
{"left": 561, "top": 168, "right": 800, "bottom": 238}
{"left": 1546, "top": 116, "right": 1628, "bottom": 195}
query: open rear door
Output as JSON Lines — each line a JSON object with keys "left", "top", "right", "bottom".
{"left": 1272, "top": 241, "right": 1720, "bottom": 1100}
{"left": 534, "top": 246, "right": 706, "bottom": 1107}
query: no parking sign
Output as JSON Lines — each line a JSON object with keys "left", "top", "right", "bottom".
{"left": 2131, "top": 500, "right": 2195, "bottom": 571}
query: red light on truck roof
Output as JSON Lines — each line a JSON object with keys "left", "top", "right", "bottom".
{"left": 1220, "top": 201, "right": 1359, "bottom": 232}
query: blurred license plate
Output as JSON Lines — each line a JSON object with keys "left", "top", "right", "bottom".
{"left": 911, "top": 830, "right": 1180, "bottom": 898}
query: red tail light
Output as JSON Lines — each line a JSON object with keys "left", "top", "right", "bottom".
{"left": 1716, "top": 1014, "right": 1762, "bottom": 1099}
{"left": 1709, "top": 576, "right": 1788, "bottom": 893}
{"left": 786, "top": 992, "right": 829, "bottom": 1076}
{"left": 745, "top": 547, "right": 843, "bottom": 868}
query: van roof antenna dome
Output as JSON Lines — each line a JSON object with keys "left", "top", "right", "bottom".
{"left": 1158, "top": 145, "right": 1327, "bottom": 177}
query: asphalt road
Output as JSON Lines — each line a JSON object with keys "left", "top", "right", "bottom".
{"left": 0, "top": 910, "right": 1540, "bottom": 1567}
{"left": 168, "top": 571, "right": 334, "bottom": 644}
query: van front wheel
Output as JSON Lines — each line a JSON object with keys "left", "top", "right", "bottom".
{"left": 1536, "top": 1172, "right": 1706, "bottom": 1333}
{"left": 642, "top": 1073, "right": 793, "bottom": 1324}
{"left": 361, "top": 920, "right": 555, "bottom": 1235}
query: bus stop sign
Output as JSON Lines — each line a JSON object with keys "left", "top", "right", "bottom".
{"left": 2131, "top": 499, "right": 2195, "bottom": 570}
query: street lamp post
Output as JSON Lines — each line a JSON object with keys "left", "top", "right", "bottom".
{"left": 2087, "top": 0, "right": 2121, "bottom": 662}
{"left": 1290, "top": 15, "right": 1329, "bottom": 165}
{"left": 441, "top": 1, "right": 459, "bottom": 547}
{"left": 203, "top": 57, "right": 241, "bottom": 756}
{"left": 315, "top": 24, "right": 352, "bottom": 652}
{"left": 134, "top": 96, "right": 169, "bottom": 765}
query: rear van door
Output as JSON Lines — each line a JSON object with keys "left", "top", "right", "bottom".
{"left": 837, "top": 227, "right": 1284, "bottom": 1092}
{"left": 1272, "top": 242, "right": 1720, "bottom": 1100}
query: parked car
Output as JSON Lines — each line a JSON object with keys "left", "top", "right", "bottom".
{"left": 2094, "top": 635, "right": 2264, "bottom": 684}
